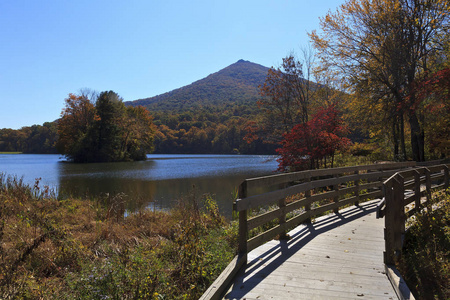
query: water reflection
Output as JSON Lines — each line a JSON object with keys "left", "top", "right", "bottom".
{"left": 56, "top": 155, "right": 279, "bottom": 218}
{"left": 0, "top": 154, "right": 278, "bottom": 219}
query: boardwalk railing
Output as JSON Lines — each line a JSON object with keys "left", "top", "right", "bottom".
{"left": 200, "top": 161, "right": 418, "bottom": 299}
{"left": 379, "top": 163, "right": 449, "bottom": 265}
{"left": 235, "top": 161, "right": 417, "bottom": 259}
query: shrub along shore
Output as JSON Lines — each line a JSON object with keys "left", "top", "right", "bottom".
{"left": 0, "top": 174, "right": 237, "bottom": 299}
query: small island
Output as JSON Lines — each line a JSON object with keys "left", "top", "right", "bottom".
{"left": 57, "top": 91, "right": 155, "bottom": 163}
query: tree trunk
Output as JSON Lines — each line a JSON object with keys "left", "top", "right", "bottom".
{"left": 393, "top": 118, "right": 399, "bottom": 160}
{"left": 409, "top": 111, "right": 425, "bottom": 162}
{"left": 400, "top": 114, "right": 407, "bottom": 161}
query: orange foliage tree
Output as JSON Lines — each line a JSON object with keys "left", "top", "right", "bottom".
{"left": 310, "top": 0, "right": 450, "bottom": 161}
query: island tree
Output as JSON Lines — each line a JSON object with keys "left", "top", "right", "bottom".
{"left": 57, "top": 91, "right": 155, "bottom": 163}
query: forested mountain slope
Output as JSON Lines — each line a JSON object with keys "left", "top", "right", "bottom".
{"left": 126, "top": 59, "right": 269, "bottom": 111}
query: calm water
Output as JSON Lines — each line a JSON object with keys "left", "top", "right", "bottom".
{"left": 0, "top": 154, "right": 279, "bottom": 218}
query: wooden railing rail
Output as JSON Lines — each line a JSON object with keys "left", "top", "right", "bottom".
{"left": 235, "top": 161, "right": 416, "bottom": 261}
{"left": 380, "top": 164, "right": 450, "bottom": 265}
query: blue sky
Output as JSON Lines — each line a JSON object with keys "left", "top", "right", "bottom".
{"left": 0, "top": 0, "right": 343, "bottom": 129}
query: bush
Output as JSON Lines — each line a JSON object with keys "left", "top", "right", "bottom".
{"left": 398, "top": 189, "right": 450, "bottom": 300}
{"left": 0, "top": 174, "right": 238, "bottom": 299}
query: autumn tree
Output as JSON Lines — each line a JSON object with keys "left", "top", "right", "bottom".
{"left": 56, "top": 93, "right": 97, "bottom": 162}
{"left": 310, "top": 0, "right": 450, "bottom": 161}
{"left": 277, "top": 104, "right": 351, "bottom": 171}
{"left": 256, "top": 55, "right": 313, "bottom": 144}
{"left": 57, "top": 91, "right": 155, "bottom": 163}
{"left": 413, "top": 67, "right": 450, "bottom": 157}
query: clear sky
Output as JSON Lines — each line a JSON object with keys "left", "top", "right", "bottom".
{"left": 0, "top": 0, "right": 343, "bottom": 129}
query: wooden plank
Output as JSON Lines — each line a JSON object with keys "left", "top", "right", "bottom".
{"left": 403, "top": 193, "right": 415, "bottom": 206}
{"left": 360, "top": 190, "right": 383, "bottom": 200}
{"left": 404, "top": 180, "right": 415, "bottom": 190}
{"left": 397, "top": 169, "right": 417, "bottom": 179}
{"left": 359, "top": 170, "right": 395, "bottom": 181}
{"left": 310, "top": 173, "right": 360, "bottom": 190}
{"left": 244, "top": 171, "right": 311, "bottom": 191}
{"left": 360, "top": 181, "right": 381, "bottom": 190}
{"left": 385, "top": 264, "right": 416, "bottom": 300}
{"left": 431, "top": 173, "right": 444, "bottom": 181}
{"left": 236, "top": 181, "right": 312, "bottom": 211}
{"left": 285, "top": 197, "right": 308, "bottom": 215}
{"left": 247, "top": 208, "right": 280, "bottom": 231}
{"left": 284, "top": 211, "right": 309, "bottom": 230}
{"left": 309, "top": 189, "right": 335, "bottom": 203}
{"left": 309, "top": 196, "right": 357, "bottom": 218}
{"left": 426, "top": 164, "right": 446, "bottom": 173}
{"left": 338, "top": 185, "right": 358, "bottom": 197}
{"left": 247, "top": 224, "right": 284, "bottom": 252}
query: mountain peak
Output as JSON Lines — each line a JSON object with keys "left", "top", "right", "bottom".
{"left": 127, "top": 60, "right": 270, "bottom": 111}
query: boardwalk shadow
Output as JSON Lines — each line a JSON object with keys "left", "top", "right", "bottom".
{"left": 225, "top": 201, "right": 379, "bottom": 299}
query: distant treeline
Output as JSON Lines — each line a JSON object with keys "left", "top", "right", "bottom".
{"left": 0, "top": 122, "right": 58, "bottom": 154}
{"left": 150, "top": 103, "right": 277, "bottom": 154}
{"left": 0, "top": 102, "right": 277, "bottom": 155}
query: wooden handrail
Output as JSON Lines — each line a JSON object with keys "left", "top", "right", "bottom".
{"left": 235, "top": 161, "right": 417, "bottom": 260}
{"left": 381, "top": 164, "right": 450, "bottom": 265}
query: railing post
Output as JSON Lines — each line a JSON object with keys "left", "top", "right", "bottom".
{"left": 398, "top": 175, "right": 406, "bottom": 235}
{"left": 414, "top": 169, "right": 421, "bottom": 210}
{"left": 238, "top": 181, "right": 248, "bottom": 262}
{"left": 278, "top": 196, "right": 288, "bottom": 239}
{"left": 425, "top": 167, "right": 432, "bottom": 203}
{"left": 305, "top": 176, "right": 311, "bottom": 223}
{"left": 354, "top": 170, "right": 360, "bottom": 206}
{"left": 333, "top": 174, "right": 340, "bottom": 213}
{"left": 384, "top": 175, "right": 404, "bottom": 265}
{"left": 383, "top": 180, "right": 395, "bottom": 265}
{"left": 444, "top": 165, "right": 449, "bottom": 189}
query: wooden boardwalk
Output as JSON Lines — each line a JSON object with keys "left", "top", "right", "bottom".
{"left": 224, "top": 200, "right": 398, "bottom": 299}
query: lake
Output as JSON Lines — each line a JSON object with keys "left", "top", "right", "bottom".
{"left": 0, "top": 154, "right": 279, "bottom": 218}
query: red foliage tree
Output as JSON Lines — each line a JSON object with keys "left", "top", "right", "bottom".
{"left": 410, "top": 68, "right": 450, "bottom": 157}
{"left": 277, "top": 104, "right": 351, "bottom": 171}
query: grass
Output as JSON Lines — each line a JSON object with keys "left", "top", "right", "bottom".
{"left": 0, "top": 173, "right": 238, "bottom": 299}
{"left": 397, "top": 188, "right": 450, "bottom": 300}
{"left": 0, "top": 152, "right": 22, "bottom": 154}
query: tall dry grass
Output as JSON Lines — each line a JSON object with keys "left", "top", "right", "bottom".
{"left": 0, "top": 173, "right": 237, "bottom": 299}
